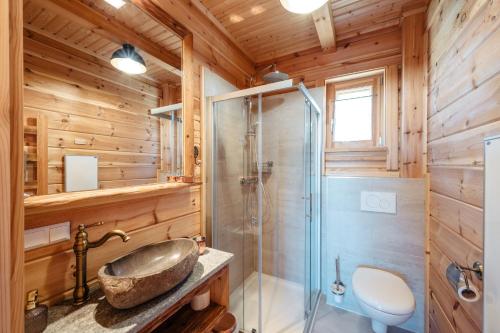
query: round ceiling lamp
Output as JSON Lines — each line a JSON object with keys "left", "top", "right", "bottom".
{"left": 280, "top": 0, "right": 329, "bottom": 14}
{"left": 110, "top": 44, "right": 147, "bottom": 75}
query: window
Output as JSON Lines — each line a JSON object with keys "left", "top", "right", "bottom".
{"left": 326, "top": 74, "right": 384, "bottom": 149}
{"left": 333, "top": 85, "right": 373, "bottom": 142}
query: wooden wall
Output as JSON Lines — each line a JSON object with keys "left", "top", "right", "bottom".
{"left": 25, "top": 185, "right": 201, "bottom": 304}
{"left": 256, "top": 28, "right": 402, "bottom": 88}
{"left": 426, "top": 0, "right": 499, "bottom": 331}
{"left": 23, "top": 30, "right": 163, "bottom": 194}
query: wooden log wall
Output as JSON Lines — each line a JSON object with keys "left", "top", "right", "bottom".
{"left": 426, "top": 0, "right": 499, "bottom": 331}
{"left": 23, "top": 30, "right": 163, "bottom": 194}
{"left": 24, "top": 184, "right": 202, "bottom": 305}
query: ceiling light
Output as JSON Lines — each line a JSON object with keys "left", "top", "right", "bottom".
{"left": 110, "top": 44, "right": 147, "bottom": 75}
{"left": 104, "top": 0, "right": 126, "bottom": 9}
{"left": 280, "top": 0, "right": 329, "bottom": 14}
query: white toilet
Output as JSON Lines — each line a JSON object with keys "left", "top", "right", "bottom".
{"left": 352, "top": 267, "right": 415, "bottom": 333}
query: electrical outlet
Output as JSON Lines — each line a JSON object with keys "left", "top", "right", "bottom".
{"left": 49, "top": 222, "right": 71, "bottom": 243}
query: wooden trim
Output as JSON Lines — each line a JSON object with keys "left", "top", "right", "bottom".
{"left": 182, "top": 34, "right": 195, "bottom": 178}
{"left": 33, "top": 0, "right": 181, "bottom": 73}
{"left": 312, "top": 2, "right": 336, "bottom": 50}
{"left": 36, "top": 114, "right": 48, "bottom": 195}
{"left": 24, "top": 182, "right": 200, "bottom": 216}
{"left": 9, "top": 0, "right": 25, "bottom": 330}
{"left": 401, "top": 12, "right": 426, "bottom": 178}
{"left": 385, "top": 64, "right": 399, "bottom": 170}
{"left": 0, "top": 0, "right": 12, "bottom": 329}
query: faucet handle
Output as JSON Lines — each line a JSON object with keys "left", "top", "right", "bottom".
{"left": 84, "top": 221, "right": 105, "bottom": 229}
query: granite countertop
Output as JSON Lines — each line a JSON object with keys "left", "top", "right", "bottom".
{"left": 44, "top": 248, "right": 233, "bottom": 333}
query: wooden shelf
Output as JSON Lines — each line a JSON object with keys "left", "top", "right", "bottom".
{"left": 25, "top": 182, "right": 201, "bottom": 216}
{"left": 152, "top": 303, "right": 226, "bottom": 333}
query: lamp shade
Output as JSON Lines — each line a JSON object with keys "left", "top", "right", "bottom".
{"left": 280, "top": 0, "right": 329, "bottom": 14}
{"left": 110, "top": 44, "right": 147, "bottom": 75}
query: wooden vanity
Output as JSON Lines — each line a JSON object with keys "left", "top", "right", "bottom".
{"left": 43, "top": 248, "right": 233, "bottom": 333}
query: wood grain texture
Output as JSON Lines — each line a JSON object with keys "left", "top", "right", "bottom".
{"left": 385, "top": 64, "right": 400, "bottom": 170}
{"left": 182, "top": 35, "right": 195, "bottom": 178}
{"left": 9, "top": 0, "right": 25, "bottom": 330}
{"left": 199, "top": 0, "right": 421, "bottom": 62}
{"left": 312, "top": 2, "right": 336, "bottom": 50}
{"left": 30, "top": 0, "right": 181, "bottom": 72}
{"left": 401, "top": 12, "right": 425, "bottom": 178}
{"left": 25, "top": 186, "right": 201, "bottom": 303}
{"left": 256, "top": 28, "right": 402, "bottom": 87}
{"left": 426, "top": 0, "right": 499, "bottom": 330}
{"left": 23, "top": 33, "right": 162, "bottom": 193}
{"left": 0, "top": 0, "right": 12, "bottom": 329}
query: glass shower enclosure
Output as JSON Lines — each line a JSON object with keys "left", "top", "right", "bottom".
{"left": 206, "top": 80, "right": 321, "bottom": 333}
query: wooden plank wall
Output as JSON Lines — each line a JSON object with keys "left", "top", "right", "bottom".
{"left": 24, "top": 185, "right": 202, "bottom": 305}
{"left": 255, "top": 28, "right": 402, "bottom": 88}
{"left": 23, "top": 31, "right": 163, "bottom": 194}
{"left": 426, "top": 0, "right": 499, "bottom": 331}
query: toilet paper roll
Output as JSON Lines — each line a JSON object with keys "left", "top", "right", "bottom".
{"left": 457, "top": 280, "right": 480, "bottom": 303}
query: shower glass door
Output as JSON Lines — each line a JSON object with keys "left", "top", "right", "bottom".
{"left": 209, "top": 81, "right": 321, "bottom": 333}
{"left": 303, "top": 88, "right": 322, "bottom": 325}
{"left": 211, "top": 95, "right": 262, "bottom": 333}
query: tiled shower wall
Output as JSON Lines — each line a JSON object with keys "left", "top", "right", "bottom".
{"left": 321, "top": 177, "right": 425, "bottom": 333}
{"left": 260, "top": 88, "right": 324, "bottom": 284}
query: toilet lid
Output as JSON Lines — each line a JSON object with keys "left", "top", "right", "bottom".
{"left": 352, "top": 267, "right": 415, "bottom": 315}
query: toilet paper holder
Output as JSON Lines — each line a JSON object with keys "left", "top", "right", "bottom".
{"left": 446, "top": 261, "right": 482, "bottom": 303}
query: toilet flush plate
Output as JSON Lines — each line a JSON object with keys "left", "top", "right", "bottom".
{"left": 360, "top": 191, "right": 397, "bottom": 214}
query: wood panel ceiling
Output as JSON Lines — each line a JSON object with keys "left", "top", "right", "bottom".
{"left": 199, "top": 0, "right": 427, "bottom": 63}
{"left": 23, "top": 0, "right": 182, "bottom": 85}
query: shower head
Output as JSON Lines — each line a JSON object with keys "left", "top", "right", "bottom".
{"left": 262, "top": 64, "right": 289, "bottom": 83}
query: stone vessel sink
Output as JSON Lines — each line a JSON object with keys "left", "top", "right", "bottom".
{"left": 97, "top": 238, "right": 199, "bottom": 309}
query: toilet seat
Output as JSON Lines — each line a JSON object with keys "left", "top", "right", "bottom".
{"left": 352, "top": 267, "right": 415, "bottom": 315}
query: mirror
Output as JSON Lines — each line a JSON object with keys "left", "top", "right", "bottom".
{"left": 23, "top": 0, "right": 185, "bottom": 197}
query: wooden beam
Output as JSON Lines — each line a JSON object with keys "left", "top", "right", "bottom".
{"left": 129, "top": 0, "right": 189, "bottom": 39}
{"left": 401, "top": 12, "right": 426, "bottom": 178}
{"left": 312, "top": 2, "right": 336, "bottom": 50}
{"left": 33, "top": 0, "right": 181, "bottom": 74}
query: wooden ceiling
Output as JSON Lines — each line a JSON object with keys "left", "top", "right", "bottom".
{"left": 23, "top": 0, "right": 182, "bottom": 85}
{"left": 199, "top": 0, "right": 427, "bottom": 63}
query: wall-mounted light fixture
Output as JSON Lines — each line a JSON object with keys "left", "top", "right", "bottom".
{"left": 280, "top": 0, "right": 328, "bottom": 14}
{"left": 110, "top": 44, "right": 147, "bottom": 75}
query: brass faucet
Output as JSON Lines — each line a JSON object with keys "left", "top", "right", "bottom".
{"left": 73, "top": 223, "right": 130, "bottom": 305}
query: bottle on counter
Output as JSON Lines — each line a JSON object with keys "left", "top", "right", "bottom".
{"left": 25, "top": 289, "right": 48, "bottom": 333}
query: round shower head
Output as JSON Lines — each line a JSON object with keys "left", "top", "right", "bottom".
{"left": 262, "top": 64, "right": 289, "bottom": 83}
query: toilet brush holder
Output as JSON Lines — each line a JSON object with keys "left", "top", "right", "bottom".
{"left": 330, "top": 281, "right": 345, "bottom": 304}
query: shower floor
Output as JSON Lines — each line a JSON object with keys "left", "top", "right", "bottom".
{"left": 230, "top": 272, "right": 305, "bottom": 333}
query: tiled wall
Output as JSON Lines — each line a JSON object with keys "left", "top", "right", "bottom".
{"left": 260, "top": 88, "right": 324, "bottom": 283}
{"left": 321, "top": 177, "right": 425, "bottom": 333}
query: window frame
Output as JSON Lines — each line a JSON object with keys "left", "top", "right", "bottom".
{"left": 326, "top": 74, "right": 384, "bottom": 150}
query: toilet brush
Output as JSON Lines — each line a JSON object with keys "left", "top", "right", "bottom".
{"left": 330, "top": 256, "right": 345, "bottom": 304}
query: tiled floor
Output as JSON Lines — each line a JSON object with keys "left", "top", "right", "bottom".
{"left": 230, "top": 272, "right": 305, "bottom": 333}
{"left": 312, "top": 297, "right": 413, "bottom": 333}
